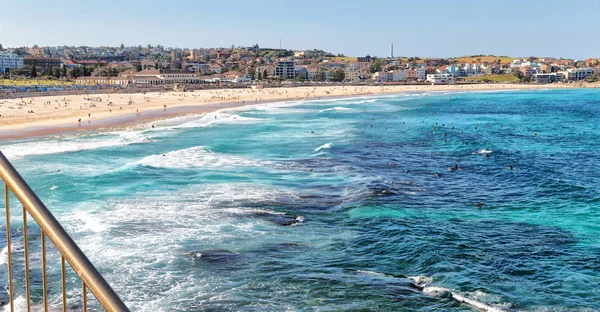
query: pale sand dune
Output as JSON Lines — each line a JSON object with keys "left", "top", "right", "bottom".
{"left": 0, "top": 83, "right": 595, "bottom": 132}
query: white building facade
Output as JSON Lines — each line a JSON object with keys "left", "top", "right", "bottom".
{"left": 0, "top": 52, "right": 24, "bottom": 73}
{"left": 416, "top": 67, "right": 427, "bottom": 81}
{"left": 344, "top": 67, "right": 361, "bottom": 82}
{"left": 426, "top": 74, "right": 453, "bottom": 83}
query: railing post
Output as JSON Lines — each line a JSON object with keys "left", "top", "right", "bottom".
{"left": 0, "top": 152, "right": 129, "bottom": 312}
{"left": 4, "top": 184, "right": 14, "bottom": 312}
{"left": 23, "top": 206, "right": 31, "bottom": 312}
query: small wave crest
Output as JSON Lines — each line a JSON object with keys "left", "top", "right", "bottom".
{"left": 173, "top": 113, "right": 263, "bottom": 129}
{"left": 423, "top": 286, "right": 507, "bottom": 312}
{"left": 1, "top": 131, "right": 155, "bottom": 159}
{"left": 472, "top": 149, "right": 494, "bottom": 154}
{"left": 319, "top": 107, "right": 353, "bottom": 113}
{"left": 357, "top": 270, "right": 388, "bottom": 277}
{"left": 314, "top": 143, "right": 332, "bottom": 152}
{"left": 408, "top": 275, "right": 433, "bottom": 288}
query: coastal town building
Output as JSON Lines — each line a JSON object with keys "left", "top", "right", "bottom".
{"left": 131, "top": 69, "right": 201, "bottom": 85}
{"left": 0, "top": 52, "right": 24, "bottom": 73}
{"left": 531, "top": 73, "right": 563, "bottom": 83}
{"left": 416, "top": 67, "right": 427, "bottom": 81}
{"left": 426, "top": 73, "right": 453, "bottom": 83}
{"left": 392, "top": 70, "right": 406, "bottom": 81}
{"left": 275, "top": 60, "right": 295, "bottom": 80}
{"left": 23, "top": 56, "right": 62, "bottom": 69}
{"left": 560, "top": 68, "right": 594, "bottom": 81}
{"left": 356, "top": 56, "right": 372, "bottom": 63}
{"left": 344, "top": 67, "right": 361, "bottom": 82}
{"left": 77, "top": 69, "right": 202, "bottom": 86}
{"left": 405, "top": 69, "right": 417, "bottom": 80}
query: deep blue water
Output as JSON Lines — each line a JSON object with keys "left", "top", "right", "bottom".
{"left": 1, "top": 89, "right": 600, "bottom": 311}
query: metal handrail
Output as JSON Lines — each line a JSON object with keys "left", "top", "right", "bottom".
{"left": 0, "top": 151, "right": 129, "bottom": 311}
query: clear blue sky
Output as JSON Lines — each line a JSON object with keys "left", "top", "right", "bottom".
{"left": 1, "top": 0, "right": 599, "bottom": 59}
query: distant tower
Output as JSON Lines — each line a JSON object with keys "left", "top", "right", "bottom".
{"left": 390, "top": 44, "right": 394, "bottom": 59}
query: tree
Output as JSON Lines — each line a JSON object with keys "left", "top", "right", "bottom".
{"left": 257, "top": 72, "right": 262, "bottom": 80}
{"left": 30, "top": 65, "right": 37, "bottom": 78}
{"left": 54, "top": 67, "right": 61, "bottom": 79}
{"left": 513, "top": 70, "right": 524, "bottom": 81}
{"left": 135, "top": 63, "right": 143, "bottom": 72}
{"left": 147, "top": 44, "right": 153, "bottom": 49}
{"left": 332, "top": 69, "right": 345, "bottom": 82}
{"left": 120, "top": 43, "right": 125, "bottom": 49}
{"left": 249, "top": 67, "right": 256, "bottom": 79}
{"left": 262, "top": 69, "right": 268, "bottom": 79}
{"left": 314, "top": 70, "right": 325, "bottom": 82}
{"left": 0, "top": 43, "right": 3, "bottom": 50}
{"left": 62, "top": 66, "right": 67, "bottom": 78}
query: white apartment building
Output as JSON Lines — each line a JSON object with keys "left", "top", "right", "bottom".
{"left": 560, "top": 68, "right": 594, "bottom": 81}
{"left": 464, "top": 64, "right": 482, "bottom": 76}
{"left": 344, "top": 67, "right": 361, "bottom": 82}
{"left": 392, "top": 70, "right": 406, "bottom": 81}
{"left": 416, "top": 67, "right": 427, "bottom": 80}
{"left": 307, "top": 68, "right": 318, "bottom": 80}
{"left": 0, "top": 52, "right": 24, "bottom": 73}
{"left": 532, "top": 73, "right": 563, "bottom": 83}
{"left": 233, "top": 75, "right": 252, "bottom": 84}
{"left": 426, "top": 74, "right": 453, "bottom": 83}
{"left": 373, "top": 71, "right": 393, "bottom": 82}
{"left": 186, "top": 62, "right": 210, "bottom": 74}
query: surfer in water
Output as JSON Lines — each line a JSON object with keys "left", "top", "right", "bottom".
{"left": 449, "top": 163, "right": 459, "bottom": 171}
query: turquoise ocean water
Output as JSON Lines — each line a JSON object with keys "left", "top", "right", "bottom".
{"left": 1, "top": 89, "right": 599, "bottom": 311}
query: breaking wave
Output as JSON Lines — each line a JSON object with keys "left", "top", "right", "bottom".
{"left": 314, "top": 143, "right": 332, "bottom": 152}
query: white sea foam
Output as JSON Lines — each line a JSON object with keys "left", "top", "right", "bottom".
{"left": 0, "top": 131, "right": 157, "bottom": 160}
{"left": 319, "top": 107, "right": 353, "bottom": 113}
{"left": 50, "top": 185, "right": 58, "bottom": 190}
{"left": 357, "top": 270, "right": 387, "bottom": 277}
{"left": 2, "top": 295, "right": 26, "bottom": 312}
{"left": 172, "top": 112, "right": 263, "bottom": 129}
{"left": 60, "top": 183, "right": 302, "bottom": 310}
{"left": 73, "top": 211, "right": 108, "bottom": 233}
{"left": 0, "top": 246, "right": 7, "bottom": 265}
{"left": 133, "top": 146, "right": 274, "bottom": 170}
{"left": 423, "top": 286, "right": 507, "bottom": 312}
{"left": 472, "top": 149, "right": 494, "bottom": 154}
{"left": 408, "top": 275, "right": 433, "bottom": 287}
{"left": 314, "top": 143, "right": 332, "bottom": 152}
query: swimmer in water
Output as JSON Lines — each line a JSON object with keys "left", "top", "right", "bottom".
{"left": 449, "top": 163, "right": 459, "bottom": 171}
{"left": 477, "top": 202, "right": 484, "bottom": 209}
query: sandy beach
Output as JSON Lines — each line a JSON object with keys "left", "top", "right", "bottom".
{"left": 0, "top": 83, "right": 597, "bottom": 138}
